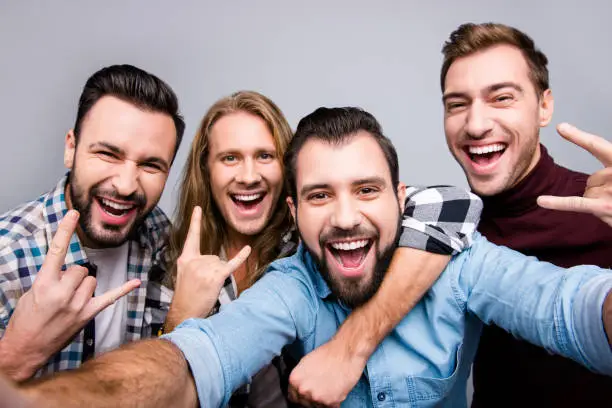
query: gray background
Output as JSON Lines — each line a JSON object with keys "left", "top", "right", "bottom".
{"left": 1, "top": 0, "right": 610, "bottom": 401}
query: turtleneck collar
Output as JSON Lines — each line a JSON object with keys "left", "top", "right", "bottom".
{"left": 480, "top": 144, "right": 556, "bottom": 217}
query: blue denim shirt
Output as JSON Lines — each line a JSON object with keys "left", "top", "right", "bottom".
{"left": 164, "top": 233, "right": 612, "bottom": 407}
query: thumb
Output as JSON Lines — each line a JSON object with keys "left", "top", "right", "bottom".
{"left": 537, "top": 195, "right": 601, "bottom": 215}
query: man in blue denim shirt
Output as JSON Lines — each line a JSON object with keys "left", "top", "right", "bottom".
{"left": 22, "top": 107, "right": 612, "bottom": 408}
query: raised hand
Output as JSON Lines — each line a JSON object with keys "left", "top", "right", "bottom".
{"left": 164, "top": 206, "right": 251, "bottom": 332}
{"left": 0, "top": 210, "right": 140, "bottom": 381}
{"left": 537, "top": 123, "right": 612, "bottom": 227}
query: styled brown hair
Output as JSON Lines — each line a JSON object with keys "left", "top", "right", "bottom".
{"left": 440, "top": 23, "right": 550, "bottom": 96}
{"left": 74, "top": 64, "right": 185, "bottom": 160}
{"left": 168, "top": 91, "right": 293, "bottom": 289}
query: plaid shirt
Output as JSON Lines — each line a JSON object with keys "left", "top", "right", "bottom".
{"left": 0, "top": 174, "right": 172, "bottom": 376}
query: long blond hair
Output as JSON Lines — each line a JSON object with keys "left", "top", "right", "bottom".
{"left": 168, "top": 91, "right": 294, "bottom": 289}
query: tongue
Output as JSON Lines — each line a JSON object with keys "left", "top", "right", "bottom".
{"left": 338, "top": 248, "right": 365, "bottom": 268}
{"left": 472, "top": 151, "right": 503, "bottom": 166}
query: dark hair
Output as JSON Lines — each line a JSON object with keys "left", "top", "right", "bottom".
{"left": 284, "top": 107, "right": 399, "bottom": 203}
{"left": 73, "top": 64, "right": 185, "bottom": 159}
{"left": 441, "top": 22, "right": 550, "bottom": 96}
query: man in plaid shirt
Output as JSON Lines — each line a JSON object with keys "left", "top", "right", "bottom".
{"left": 0, "top": 64, "right": 185, "bottom": 381}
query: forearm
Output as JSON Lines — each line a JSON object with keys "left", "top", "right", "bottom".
{"left": 21, "top": 339, "right": 197, "bottom": 408}
{"left": 334, "top": 248, "right": 450, "bottom": 359}
{"left": 0, "top": 337, "right": 42, "bottom": 382}
{"left": 164, "top": 305, "right": 185, "bottom": 333}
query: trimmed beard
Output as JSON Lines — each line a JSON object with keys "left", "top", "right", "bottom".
{"left": 300, "top": 214, "right": 402, "bottom": 308}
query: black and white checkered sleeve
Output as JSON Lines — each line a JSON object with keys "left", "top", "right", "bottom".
{"left": 399, "top": 185, "right": 482, "bottom": 255}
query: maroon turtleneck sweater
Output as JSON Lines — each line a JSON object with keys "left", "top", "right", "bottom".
{"left": 471, "top": 145, "right": 612, "bottom": 407}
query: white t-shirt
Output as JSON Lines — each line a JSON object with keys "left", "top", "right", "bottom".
{"left": 85, "top": 243, "right": 129, "bottom": 356}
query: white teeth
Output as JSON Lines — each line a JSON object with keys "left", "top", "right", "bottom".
{"left": 233, "top": 193, "right": 263, "bottom": 202}
{"left": 468, "top": 143, "right": 506, "bottom": 155}
{"left": 101, "top": 198, "right": 134, "bottom": 211}
{"left": 330, "top": 240, "right": 369, "bottom": 251}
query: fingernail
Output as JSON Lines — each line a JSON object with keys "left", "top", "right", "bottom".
{"left": 558, "top": 123, "right": 573, "bottom": 132}
{"left": 67, "top": 210, "right": 79, "bottom": 219}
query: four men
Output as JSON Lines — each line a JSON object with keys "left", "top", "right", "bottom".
{"left": 1, "top": 21, "right": 611, "bottom": 408}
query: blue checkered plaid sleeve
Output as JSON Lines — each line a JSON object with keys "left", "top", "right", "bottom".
{"left": 399, "top": 185, "right": 483, "bottom": 255}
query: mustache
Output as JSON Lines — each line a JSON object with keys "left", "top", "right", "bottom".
{"left": 319, "top": 226, "right": 377, "bottom": 246}
{"left": 91, "top": 186, "right": 146, "bottom": 208}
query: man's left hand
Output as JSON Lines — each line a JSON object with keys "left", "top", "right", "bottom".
{"left": 538, "top": 123, "right": 612, "bottom": 227}
{"left": 288, "top": 339, "right": 366, "bottom": 408}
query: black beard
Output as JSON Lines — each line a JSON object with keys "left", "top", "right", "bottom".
{"left": 300, "top": 215, "right": 402, "bottom": 308}
{"left": 68, "top": 169, "right": 147, "bottom": 248}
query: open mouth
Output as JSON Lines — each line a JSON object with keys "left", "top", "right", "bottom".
{"left": 327, "top": 239, "right": 373, "bottom": 269}
{"left": 96, "top": 197, "right": 137, "bottom": 218}
{"left": 230, "top": 192, "right": 266, "bottom": 210}
{"left": 465, "top": 143, "right": 507, "bottom": 167}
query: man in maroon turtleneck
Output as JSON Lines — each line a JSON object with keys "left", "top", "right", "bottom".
{"left": 442, "top": 23, "right": 612, "bottom": 407}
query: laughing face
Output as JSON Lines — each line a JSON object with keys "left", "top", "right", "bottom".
{"left": 64, "top": 96, "right": 176, "bottom": 248}
{"left": 207, "top": 111, "right": 283, "bottom": 240}
{"left": 443, "top": 44, "right": 553, "bottom": 196}
{"left": 288, "top": 132, "right": 405, "bottom": 308}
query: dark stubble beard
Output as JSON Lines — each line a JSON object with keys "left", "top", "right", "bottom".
{"left": 68, "top": 169, "right": 147, "bottom": 248}
{"left": 301, "top": 213, "right": 402, "bottom": 309}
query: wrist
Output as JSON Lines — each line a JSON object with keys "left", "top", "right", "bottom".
{"left": 0, "top": 337, "right": 41, "bottom": 382}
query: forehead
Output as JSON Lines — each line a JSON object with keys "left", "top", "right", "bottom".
{"left": 78, "top": 95, "right": 177, "bottom": 162}
{"left": 445, "top": 44, "right": 533, "bottom": 93}
{"left": 208, "top": 111, "right": 275, "bottom": 153}
{"left": 295, "top": 132, "right": 392, "bottom": 190}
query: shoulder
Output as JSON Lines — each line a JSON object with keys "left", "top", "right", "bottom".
{"left": 141, "top": 206, "right": 171, "bottom": 247}
{"left": 0, "top": 195, "right": 47, "bottom": 249}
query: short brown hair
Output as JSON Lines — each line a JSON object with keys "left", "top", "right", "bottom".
{"left": 440, "top": 23, "right": 550, "bottom": 96}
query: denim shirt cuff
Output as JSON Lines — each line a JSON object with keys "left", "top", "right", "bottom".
{"left": 573, "top": 274, "right": 612, "bottom": 375}
{"left": 162, "top": 318, "right": 226, "bottom": 407}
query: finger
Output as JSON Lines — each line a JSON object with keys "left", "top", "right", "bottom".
{"left": 84, "top": 279, "right": 141, "bottom": 317}
{"left": 584, "top": 185, "right": 612, "bottom": 200}
{"left": 71, "top": 275, "right": 97, "bottom": 311}
{"left": 586, "top": 167, "right": 612, "bottom": 188}
{"left": 59, "top": 265, "right": 89, "bottom": 294}
{"left": 557, "top": 123, "right": 612, "bottom": 167}
{"left": 537, "top": 195, "right": 608, "bottom": 215}
{"left": 39, "top": 210, "right": 79, "bottom": 282}
{"left": 225, "top": 245, "right": 251, "bottom": 273}
{"left": 182, "top": 206, "right": 202, "bottom": 257}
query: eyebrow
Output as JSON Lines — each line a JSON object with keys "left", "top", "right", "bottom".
{"left": 89, "top": 141, "right": 170, "bottom": 170}
{"left": 442, "top": 81, "right": 525, "bottom": 103}
{"left": 299, "top": 177, "right": 387, "bottom": 197}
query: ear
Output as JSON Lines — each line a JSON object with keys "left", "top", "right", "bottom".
{"left": 397, "top": 182, "right": 407, "bottom": 208}
{"left": 286, "top": 196, "right": 297, "bottom": 224}
{"left": 64, "top": 129, "right": 77, "bottom": 169}
{"left": 538, "top": 89, "right": 554, "bottom": 127}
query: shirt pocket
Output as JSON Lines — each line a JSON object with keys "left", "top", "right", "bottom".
{"left": 405, "top": 343, "right": 463, "bottom": 407}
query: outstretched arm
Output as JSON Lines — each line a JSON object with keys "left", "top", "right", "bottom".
{"left": 21, "top": 339, "right": 197, "bottom": 408}
{"left": 289, "top": 186, "right": 483, "bottom": 407}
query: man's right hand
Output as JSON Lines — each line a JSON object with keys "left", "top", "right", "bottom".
{"left": 165, "top": 206, "right": 251, "bottom": 332}
{"left": 0, "top": 210, "right": 140, "bottom": 382}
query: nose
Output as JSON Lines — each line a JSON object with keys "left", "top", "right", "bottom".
{"left": 112, "top": 162, "right": 139, "bottom": 197}
{"left": 235, "top": 158, "right": 262, "bottom": 185}
{"left": 330, "top": 195, "right": 362, "bottom": 231}
{"left": 465, "top": 101, "right": 493, "bottom": 139}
